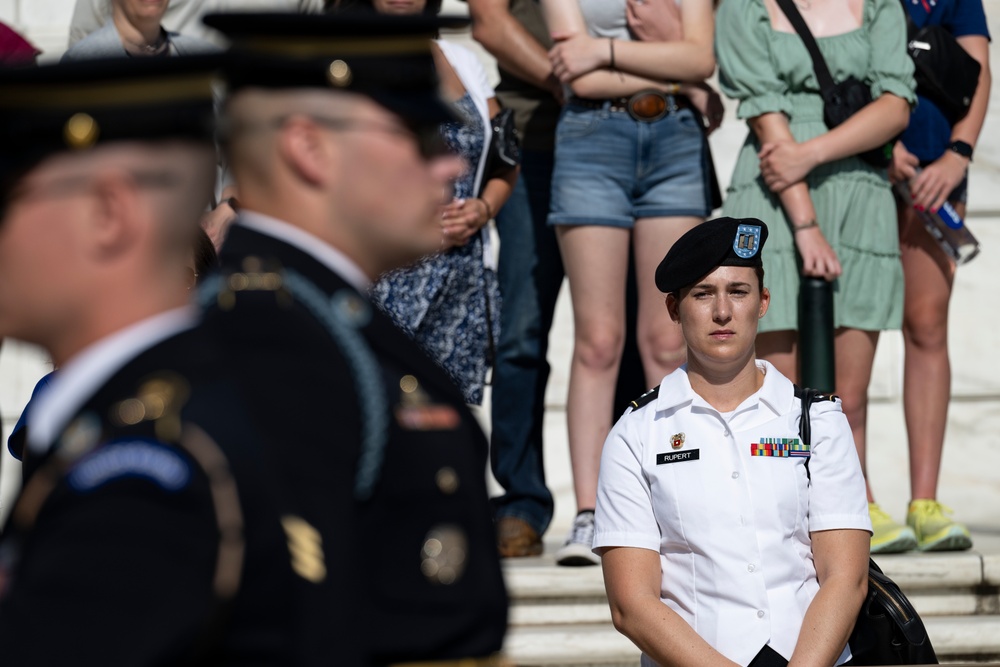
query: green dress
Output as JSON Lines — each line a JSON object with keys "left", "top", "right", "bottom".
{"left": 716, "top": 0, "right": 916, "bottom": 333}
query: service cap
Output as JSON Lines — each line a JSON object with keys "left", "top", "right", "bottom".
{"left": 655, "top": 217, "right": 769, "bottom": 293}
{"left": 0, "top": 55, "right": 220, "bottom": 181}
{"left": 203, "top": 11, "right": 467, "bottom": 125}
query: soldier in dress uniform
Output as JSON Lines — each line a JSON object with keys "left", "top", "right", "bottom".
{"left": 197, "top": 11, "right": 509, "bottom": 667}
{"left": 592, "top": 218, "right": 871, "bottom": 667}
{"left": 0, "top": 57, "right": 313, "bottom": 665}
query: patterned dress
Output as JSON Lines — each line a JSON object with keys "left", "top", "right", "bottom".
{"left": 372, "top": 93, "right": 501, "bottom": 405}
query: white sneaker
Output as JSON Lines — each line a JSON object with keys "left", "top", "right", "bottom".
{"left": 556, "top": 510, "right": 600, "bottom": 566}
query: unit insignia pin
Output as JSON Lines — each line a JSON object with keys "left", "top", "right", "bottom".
{"left": 733, "top": 224, "right": 762, "bottom": 259}
{"left": 671, "top": 433, "right": 685, "bottom": 450}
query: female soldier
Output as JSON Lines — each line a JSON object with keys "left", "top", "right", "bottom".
{"left": 594, "top": 217, "right": 871, "bottom": 667}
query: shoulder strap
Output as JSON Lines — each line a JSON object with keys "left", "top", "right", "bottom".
{"left": 793, "top": 384, "right": 820, "bottom": 482}
{"left": 896, "top": 0, "right": 921, "bottom": 34}
{"left": 793, "top": 384, "right": 817, "bottom": 447}
{"left": 774, "top": 0, "right": 838, "bottom": 93}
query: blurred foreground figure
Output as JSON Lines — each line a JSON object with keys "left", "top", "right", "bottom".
{"left": 0, "top": 57, "right": 308, "bottom": 665}
{"left": 199, "top": 12, "right": 508, "bottom": 666}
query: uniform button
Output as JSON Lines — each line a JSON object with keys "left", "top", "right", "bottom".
{"left": 757, "top": 610, "right": 765, "bottom": 618}
{"left": 421, "top": 525, "right": 468, "bottom": 585}
{"left": 723, "top": 429, "right": 730, "bottom": 437}
{"left": 400, "top": 375, "right": 419, "bottom": 393}
{"left": 732, "top": 471, "right": 740, "bottom": 479}
{"left": 747, "top": 563, "right": 756, "bottom": 573}
{"left": 435, "top": 467, "right": 459, "bottom": 494}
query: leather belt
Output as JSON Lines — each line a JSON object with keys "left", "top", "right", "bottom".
{"left": 569, "top": 89, "right": 692, "bottom": 122}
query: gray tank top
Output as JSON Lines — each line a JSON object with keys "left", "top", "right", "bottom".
{"left": 579, "top": 0, "right": 631, "bottom": 41}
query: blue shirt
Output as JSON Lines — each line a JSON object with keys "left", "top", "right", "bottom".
{"left": 7, "top": 371, "right": 55, "bottom": 460}
{"left": 899, "top": 0, "right": 991, "bottom": 162}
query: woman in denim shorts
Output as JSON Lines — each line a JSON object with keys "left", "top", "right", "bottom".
{"left": 543, "top": 0, "right": 718, "bottom": 565}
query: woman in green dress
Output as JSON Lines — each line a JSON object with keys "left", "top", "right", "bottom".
{"left": 716, "top": 0, "right": 915, "bottom": 516}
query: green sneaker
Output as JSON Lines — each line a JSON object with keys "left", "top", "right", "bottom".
{"left": 907, "top": 499, "right": 973, "bottom": 552}
{"left": 869, "top": 502, "right": 918, "bottom": 554}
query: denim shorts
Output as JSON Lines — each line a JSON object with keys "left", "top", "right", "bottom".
{"left": 548, "top": 101, "right": 711, "bottom": 228}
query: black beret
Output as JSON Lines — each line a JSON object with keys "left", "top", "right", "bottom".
{"left": 203, "top": 11, "right": 468, "bottom": 126}
{"left": 0, "top": 55, "right": 220, "bottom": 180}
{"left": 655, "top": 217, "right": 769, "bottom": 293}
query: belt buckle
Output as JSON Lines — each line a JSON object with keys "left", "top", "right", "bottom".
{"left": 627, "top": 90, "right": 669, "bottom": 122}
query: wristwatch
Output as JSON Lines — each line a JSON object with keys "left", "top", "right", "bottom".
{"left": 948, "top": 140, "right": 974, "bottom": 161}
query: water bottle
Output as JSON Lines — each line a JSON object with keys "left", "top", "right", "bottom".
{"left": 894, "top": 170, "right": 980, "bottom": 265}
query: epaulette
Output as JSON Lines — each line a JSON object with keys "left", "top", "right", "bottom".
{"left": 629, "top": 386, "right": 660, "bottom": 411}
{"left": 793, "top": 385, "right": 838, "bottom": 403}
{"left": 203, "top": 256, "right": 288, "bottom": 312}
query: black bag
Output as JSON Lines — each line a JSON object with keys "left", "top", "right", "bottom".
{"left": 906, "top": 19, "right": 981, "bottom": 125}
{"left": 849, "top": 559, "right": 940, "bottom": 665}
{"left": 775, "top": 0, "right": 895, "bottom": 168}
{"left": 796, "top": 387, "right": 939, "bottom": 666}
{"left": 483, "top": 107, "right": 521, "bottom": 181}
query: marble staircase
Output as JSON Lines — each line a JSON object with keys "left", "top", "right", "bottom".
{"left": 499, "top": 545, "right": 1000, "bottom": 666}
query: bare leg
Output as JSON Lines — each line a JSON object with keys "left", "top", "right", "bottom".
{"left": 756, "top": 330, "right": 798, "bottom": 382}
{"left": 556, "top": 224, "right": 631, "bottom": 512}
{"left": 632, "top": 216, "right": 702, "bottom": 386}
{"left": 899, "top": 202, "right": 956, "bottom": 501}
{"left": 834, "top": 327, "right": 879, "bottom": 502}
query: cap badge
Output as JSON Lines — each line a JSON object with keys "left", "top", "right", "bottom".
{"left": 327, "top": 59, "right": 353, "bottom": 88}
{"left": 733, "top": 224, "right": 762, "bottom": 259}
{"left": 670, "top": 433, "right": 685, "bottom": 450}
{"left": 64, "top": 113, "right": 99, "bottom": 150}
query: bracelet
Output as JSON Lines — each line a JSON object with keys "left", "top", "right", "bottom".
{"left": 793, "top": 220, "right": 819, "bottom": 232}
{"left": 478, "top": 198, "right": 493, "bottom": 221}
{"left": 609, "top": 38, "right": 616, "bottom": 70}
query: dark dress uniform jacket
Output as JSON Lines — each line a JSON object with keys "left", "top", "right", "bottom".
{"left": 199, "top": 223, "right": 508, "bottom": 666}
{"left": 0, "top": 328, "right": 301, "bottom": 666}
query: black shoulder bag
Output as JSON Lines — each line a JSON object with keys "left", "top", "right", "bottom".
{"left": 902, "top": 5, "right": 981, "bottom": 125}
{"left": 775, "top": 0, "right": 895, "bottom": 168}
{"left": 796, "top": 386, "right": 939, "bottom": 666}
{"left": 482, "top": 106, "right": 522, "bottom": 181}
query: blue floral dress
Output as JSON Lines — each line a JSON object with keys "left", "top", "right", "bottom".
{"left": 372, "top": 94, "right": 501, "bottom": 405}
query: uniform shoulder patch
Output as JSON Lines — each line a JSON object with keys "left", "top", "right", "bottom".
{"left": 66, "top": 438, "right": 192, "bottom": 494}
{"left": 629, "top": 386, "right": 660, "bottom": 411}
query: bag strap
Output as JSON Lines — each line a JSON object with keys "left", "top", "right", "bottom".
{"left": 773, "top": 0, "right": 838, "bottom": 94}
{"left": 793, "top": 384, "right": 820, "bottom": 481}
{"left": 896, "top": 0, "right": 921, "bottom": 37}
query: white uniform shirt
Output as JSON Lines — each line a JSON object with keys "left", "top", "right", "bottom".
{"left": 594, "top": 361, "right": 871, "bottom": 667}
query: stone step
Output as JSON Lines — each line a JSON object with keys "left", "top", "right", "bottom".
{"left": 503, "top": 551, "right": 1000, "bottom": 620}
{"left": 501, "top": 616, "right": 1000, "bottom": 666}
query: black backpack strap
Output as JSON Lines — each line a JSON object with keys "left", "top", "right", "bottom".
{"left": 774, "top": 0, "right": 838, "bottom": 93}
{"left": 794, "top": 385, "right": 819, "bottom": 482}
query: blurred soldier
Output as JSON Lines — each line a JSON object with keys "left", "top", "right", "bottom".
{"left": 0, "top": 57, "right": 308, "bottom": 665}
{"left": 199, "top": 12, "right": 508, "bottom": 666}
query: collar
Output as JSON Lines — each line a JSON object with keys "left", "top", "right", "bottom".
{"left": 236, "top": 210, "right": 371, "bottom": 294}
{"left": 26, "top": 307, "right": 198, "bottom": 456}
{"left": 655, "top": 360, "right": 793, "bottom": 417}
